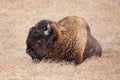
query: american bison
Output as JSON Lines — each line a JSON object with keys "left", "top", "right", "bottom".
{"left": 26, "top": 16, "right": 102, "bottom": 65}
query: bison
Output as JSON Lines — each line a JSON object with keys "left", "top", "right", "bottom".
{"left": 26, "top": 16, "right": 102, "bottom": 65}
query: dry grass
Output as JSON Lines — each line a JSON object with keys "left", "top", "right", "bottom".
{"left": 0, "top": 0, "right": 120, "bottom": 80}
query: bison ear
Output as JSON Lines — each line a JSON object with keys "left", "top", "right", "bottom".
{"left": 46, "top": 34, "right": 58, "bottom": 48}
{"left": 46, "top": 38, "right": 57, "bottom": 48}
{"left": 46, "top": 38, "right": 53, "bottom": 48}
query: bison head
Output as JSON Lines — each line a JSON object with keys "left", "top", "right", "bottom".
{"left": 26, "top": 20, "right": 59, "bottom": 60}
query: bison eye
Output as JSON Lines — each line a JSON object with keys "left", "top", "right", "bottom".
{"left": 37, "top": 40, "right": 42, "bottom": 43}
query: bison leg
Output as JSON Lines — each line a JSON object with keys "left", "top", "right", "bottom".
{"left": 74, "top": 55, "right": 83, "bottom": 65}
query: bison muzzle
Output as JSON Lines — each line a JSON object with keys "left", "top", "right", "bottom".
{"left": 26, "top": 16, "right": 102, "bottom": 65}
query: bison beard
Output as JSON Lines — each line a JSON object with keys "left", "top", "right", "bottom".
{"left": 26, "top": 16, "right": 102, "bottom": 65}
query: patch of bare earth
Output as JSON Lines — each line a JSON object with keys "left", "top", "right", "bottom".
{"left": 0, "top": 0, "right": 120, "bottom": 80}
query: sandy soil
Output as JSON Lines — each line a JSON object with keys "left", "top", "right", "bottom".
{"left": 0, "top": 0, "right": 120, "bottom": 80}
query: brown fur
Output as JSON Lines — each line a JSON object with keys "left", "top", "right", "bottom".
{"left": 26, "top": 16, "right": 102, "bottom": 64}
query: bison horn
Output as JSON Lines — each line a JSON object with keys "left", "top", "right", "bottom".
{"left": 44, "top": 23, "right": 51, "bottom": 36}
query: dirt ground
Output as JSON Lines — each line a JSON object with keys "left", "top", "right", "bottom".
{"left": 0, "top": 0, "right": 120, "bottom": 80}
